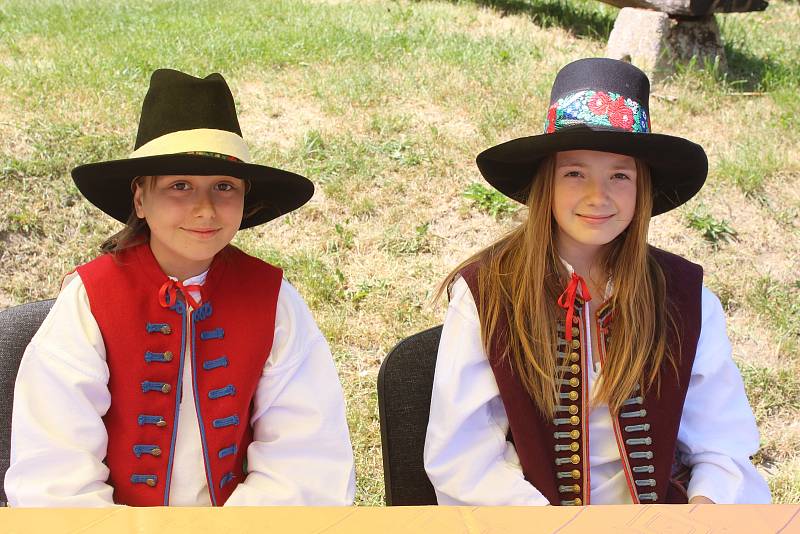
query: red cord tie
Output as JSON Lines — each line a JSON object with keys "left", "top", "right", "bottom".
{"left": 158, "top": 279, "right": 202, "bottom": 310}
{"left": 557, "top": 272, "right": 592, "bottom": 343}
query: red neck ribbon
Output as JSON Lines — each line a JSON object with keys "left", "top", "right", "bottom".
{"left": 557, "top": 272, "right": 592, "bottom": 343}
{"left": 158, "top": 279, "right": 203, "bottom": 310}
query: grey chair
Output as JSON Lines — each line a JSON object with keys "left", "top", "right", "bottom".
{"left": 0, "top": 299, "right": 55, "bottom": 506}
{"left": 377, "top": 325, "right": 442, "bottom": 505}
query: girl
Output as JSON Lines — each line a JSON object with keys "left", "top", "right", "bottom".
{"left": 424, "top": 58, "right": 771, "bottom": 506}
{"left": 5, "top": 69, "right": 355, "bottom": 507}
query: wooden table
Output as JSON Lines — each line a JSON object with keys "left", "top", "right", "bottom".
{"left": 1, "top": 504, "right": 798, "bottom": 533}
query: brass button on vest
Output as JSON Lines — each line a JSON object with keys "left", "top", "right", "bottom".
{"left": 569, "top": 377, "right": 579, "bottom": 387}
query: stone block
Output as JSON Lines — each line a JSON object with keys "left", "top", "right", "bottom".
{"left": 606, "top": 7, "right": 726, "bottom": 81}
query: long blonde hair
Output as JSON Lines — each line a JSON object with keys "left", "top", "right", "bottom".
{"left": 441, "top": 155, "right": 676, "bottom": 418}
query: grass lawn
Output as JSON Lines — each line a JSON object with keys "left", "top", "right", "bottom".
{"left": 1, "top": 0, "right": 798, "bottom": 505}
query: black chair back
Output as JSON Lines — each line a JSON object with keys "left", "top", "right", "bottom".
{"left": 377, "top": 325, "right": 442, "bottom": 506}
{"left": 0, "top": 299, "right": 55, "bottom": 506}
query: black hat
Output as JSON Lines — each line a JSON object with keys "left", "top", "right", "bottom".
{"left": 476, "top": 58, "right": 708, "bottom": 215}
{"left": 72, "top": 69, "right": 313, "bottom": 229}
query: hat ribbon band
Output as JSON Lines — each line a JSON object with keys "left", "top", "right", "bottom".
{"left": 130, "top": 128, "right": 251, "bottom": 162}
{"left": 544, "top": 89, "right": 650, "bottom": 135}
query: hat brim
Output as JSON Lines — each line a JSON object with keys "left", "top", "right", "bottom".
{"left": 476, "top": 125, "right": 708, "bottom": 216}
{"left": 72, "top": 153, "right": 314, "bottom": 229}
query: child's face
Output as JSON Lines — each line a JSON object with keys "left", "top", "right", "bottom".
{"left": 133, "top": 174, "right": 245, "bottom": 280}
{"left": 552, "top": 150, "right": 637, "bottom": 254}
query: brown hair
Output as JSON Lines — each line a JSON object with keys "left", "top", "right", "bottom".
{"left": 439, "top": 156, "right": 676, "bottom": 418}
{"left": 100, "top": 176, "right": 153, "bottom": 254}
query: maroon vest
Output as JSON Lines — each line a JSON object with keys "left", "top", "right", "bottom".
{"left": 461, "top": 247, "right": 702, "bottom": 505}
{"left": 77, "top": 243, "right": 282, "bottom": 506}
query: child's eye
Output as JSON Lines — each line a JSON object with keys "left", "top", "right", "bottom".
{"left": 215, "top": 182, "right": 235, "bottom": 192}
{"left": 564, "top": 170, "right": 583, "bottom": 178}
{"left": 171, "top": 182, "right": 190, "bottom": 191}
{"left": 612, "top": 173, "right": 631, "bottom": 181}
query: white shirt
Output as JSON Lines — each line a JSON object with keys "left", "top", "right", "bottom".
{"left": 423, "top": 276, "right": 771, "bottom": 506}
{"left": 5, "top": 272, "right": 356, "bottom": 507}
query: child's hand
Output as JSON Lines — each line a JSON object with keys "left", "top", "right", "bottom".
{"left": 689, "top": 495, "right": 715, "bottom": 504}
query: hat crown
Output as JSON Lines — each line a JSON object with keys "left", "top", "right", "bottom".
{"left": 549, "top": 58, "right": 650, "bottom": 110}
{"left": 134, "top": 69, "right": 243, "bottom": 149}
{"left": 544, "top": 58, "right": 652, "bottom": 135}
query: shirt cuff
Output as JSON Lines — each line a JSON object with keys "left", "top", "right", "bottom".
{"left": 687, "top": 458, "right": 743, "bottom": 504}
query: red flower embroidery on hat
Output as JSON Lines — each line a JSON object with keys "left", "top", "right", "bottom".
{"left": 608, "top": 99, "right": 634, "bottom": 130}
{"left": 546, "top": 105, "right": 557, "bottom": 133}
{"left": 547, "top": 104, "right": 556, "bottom": 133}
{"left": 587, "top": 92, "right": 611, "bottom": 115}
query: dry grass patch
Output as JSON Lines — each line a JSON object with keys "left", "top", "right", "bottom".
{"left": 235, "top": 75, "right": 334, "bottom": 152}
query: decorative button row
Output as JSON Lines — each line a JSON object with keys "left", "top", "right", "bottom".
{"left": 555, "top": 454, "right": 581, "bottom": 466}
{"left": 553, "top": 416, "right": 580, "bottom": 426}
{"left": 559, "top": 351, "right": 580, "bottom": 363}
{"left": 145, "top": 322, "right": 172, "bottom": 335}
{"left": 555, "top": 442, "right": 580, "bottom": 452}
{"left": 555, "top": 405, "right": 579, "bottom": 415}
{"left": 200, "top": 327, "right": 225, "bottom": 340}
{"left": 554, "top": 430, "right": 580, "bottom": 440}
{"left": 133, "top": 444, "right": 162, "bottom": 458}
{"left": 203, "top": 356, "right": 229, "bottom": 370}
{"left": 141, "top": 381, "right": 171, "bottom": 394}
{"left": 131, "top": 474, "right": 157, "bottom": 487}
{"left": 138, "top": 415, "right": 166, "bottom": 428}
{"left": 557, "top": 469, "right": 581, "bottom": 480}
{"left": 144, "top": 350, "right": 173, "bottom": 363}
{"left": 556, "top": 364, "right": 580, "bottom": 374}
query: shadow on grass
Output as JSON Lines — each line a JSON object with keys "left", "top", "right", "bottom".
{"left": 457, "top": 0, "right": 617, "bottom": 40}
{"left": 724, "top": 43, "right": 783, "bottom": 91}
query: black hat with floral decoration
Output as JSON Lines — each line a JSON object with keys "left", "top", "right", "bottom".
{"left": 475, "top": 57, "right": 708, "bottom": 215}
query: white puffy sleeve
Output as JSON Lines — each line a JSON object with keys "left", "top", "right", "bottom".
{"left": 676, "top": 286, "right": 771, "bottom": 504}
{"left": 5, "top": 273, "right": 115, "bottom": 507}
{"left": 423, "top": 277, "right": 550, "bottom": 506}
{"left": 224, "top": 280, "right": 355, "bottom": 506}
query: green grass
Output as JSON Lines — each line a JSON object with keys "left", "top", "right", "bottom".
{"left": 747, "top": 276, "right": 800, "bottom": 337}
{"left": 740, "top": 363, "right": 800, "bottom": 423}
{"left": 685, "top": 206, "right": 738, "bottom": 248}
{"left": 716, "top": 138, "right": 785, "bottom": 200}
{"left": 2, "top": 0, "right": 799, "bottom": 505}
{"left": 463, "top": 182, "right": 520, "bottom": 218}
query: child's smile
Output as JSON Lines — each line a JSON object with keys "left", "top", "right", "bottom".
{"left": 134, "top": 174, "right": 246, "bottom": 281}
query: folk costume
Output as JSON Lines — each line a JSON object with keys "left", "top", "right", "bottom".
{"left": 6, "top": 70, "right": 355, "bottom": 507}
{"left": 423, "top": 58, "right": 770, "bottom": 506}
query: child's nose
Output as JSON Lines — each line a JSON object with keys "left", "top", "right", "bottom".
{"left": 584, "top": 179, "right": 610, "bottom": 204}
{"left": 193, "top": 189, "right": 216, "bottom": 216}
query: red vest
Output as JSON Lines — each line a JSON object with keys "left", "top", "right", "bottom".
{"left": 77, "top": 243, "right": 282, "bottom": 506}
{"left": 461, "top": 247, "right": 702, "bottom": 506}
